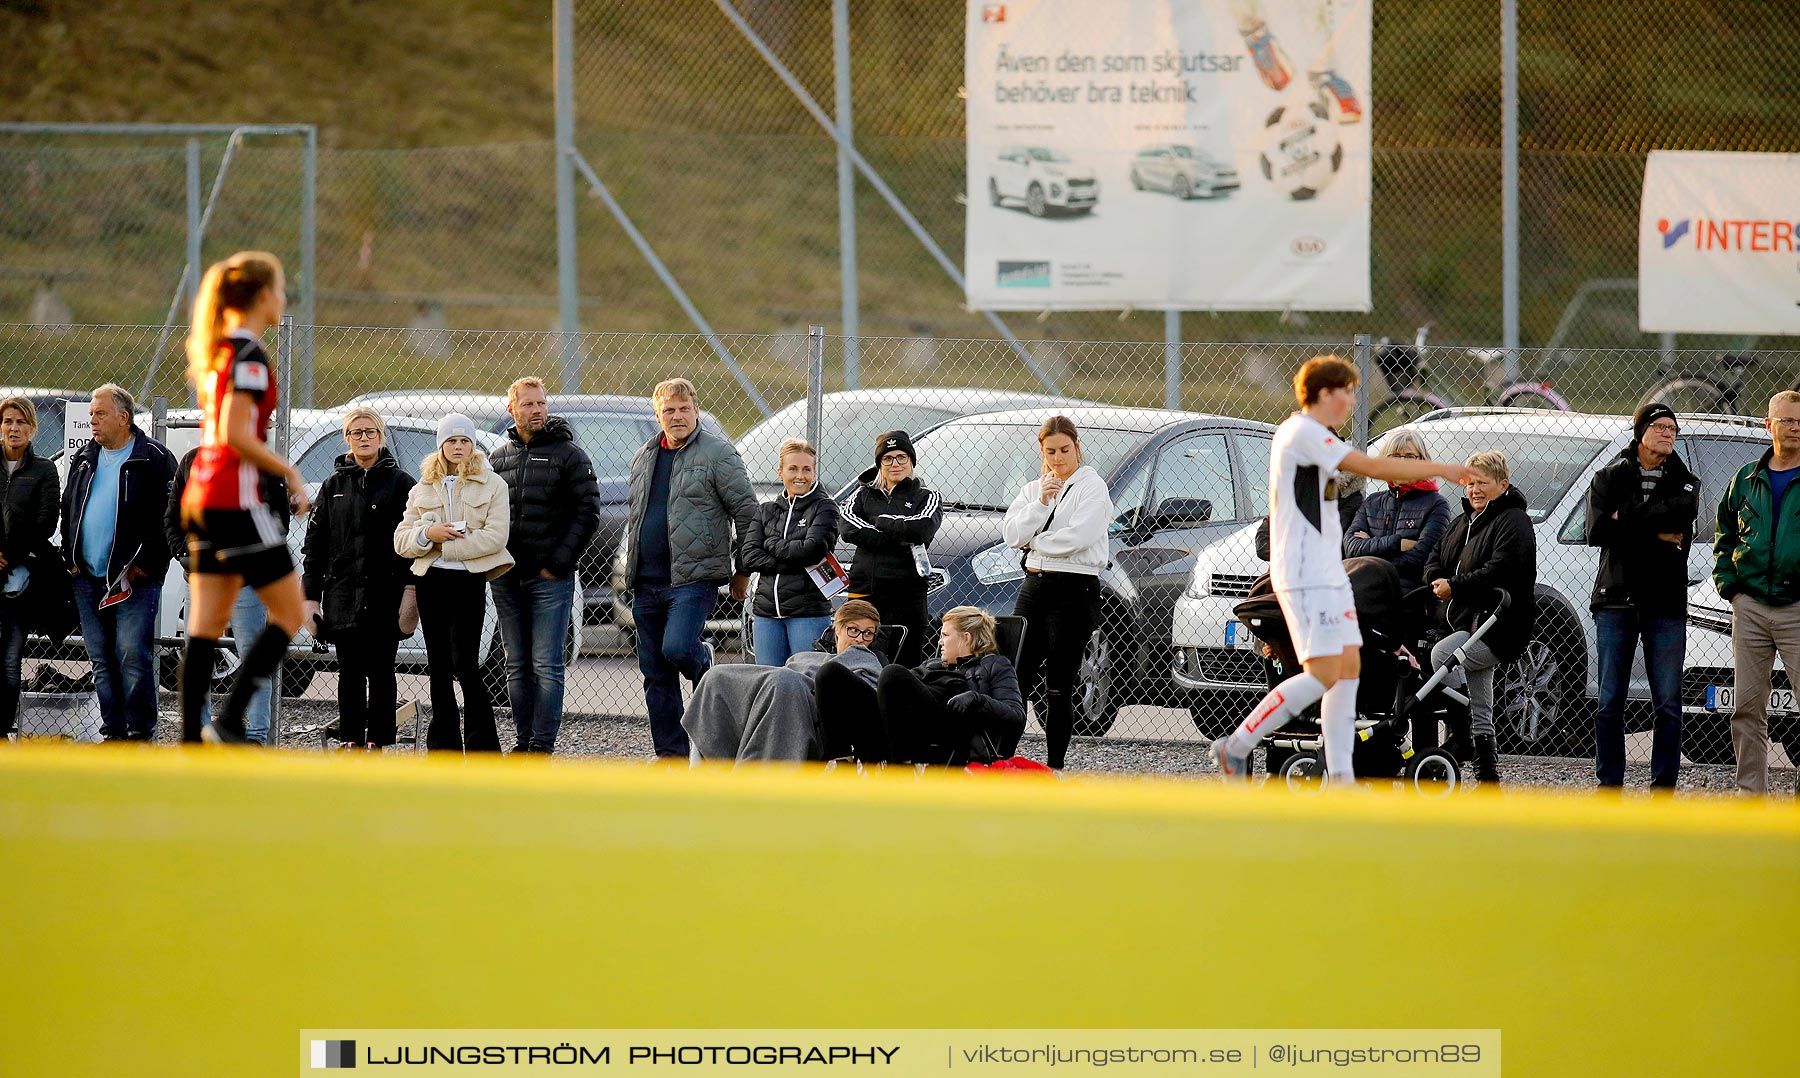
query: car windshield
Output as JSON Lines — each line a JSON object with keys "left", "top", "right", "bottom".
{"left": 1389, "top": 428, "right": 1610, "bottom": 522}
{"left": 1027, "top": 148, "right": 1070, "bottom": 162}
{"left": 908, "top": 423, "right": 1144, "bottom": 509}
{"left": 560, "top": 413, "right": 660, "bottom": 481}
{"left": 1170, "top": 146, "right": 1194, "bottom": 159}
{"left": 738, "top": 401, "right": 958, "bottom": 492}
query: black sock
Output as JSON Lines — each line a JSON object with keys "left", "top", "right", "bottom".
{"left": 219, "top": 625, "right": 291, "bottom": 742}
{"left": 179, "top": 637, "right": 221, "bottom": 743}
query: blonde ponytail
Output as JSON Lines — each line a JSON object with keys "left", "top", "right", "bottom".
{"left": 185, "top": 251, "right": 283, "bottom": 387}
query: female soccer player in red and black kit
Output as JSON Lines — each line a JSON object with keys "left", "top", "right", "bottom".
{"left": 178, "top": 251, "right": 310, "bottom": 744}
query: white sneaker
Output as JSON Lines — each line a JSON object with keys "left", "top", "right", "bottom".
{"left": 1209, "top": 739, "right": 1251, "bottom": 781}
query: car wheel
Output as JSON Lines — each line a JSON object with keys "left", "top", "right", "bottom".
{"left": 988, "top": 177, "right": 1003, "bottom": 206}
{"left": 1494, "top": 603, "right": 1589, "bottom": 757}
{"left": 1026, "top": 183, "right": 1046, "bottom": 217}
{"left": 1070, "top": 628, "right": 1121, "bottom": 738}
{"left": 1173, "top": 174, "right": 1191, "bottom": 200}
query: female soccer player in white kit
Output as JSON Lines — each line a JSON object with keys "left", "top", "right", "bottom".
{"left": 1210, "top": 356, "right": 1475, "bottom": 784}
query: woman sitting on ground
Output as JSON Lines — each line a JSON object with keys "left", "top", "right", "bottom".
{"left": 684, "top": 600, "right": 887, "bottom": 765}
{"left": 827, "top": 606, "right": 1025, "bottom": 766}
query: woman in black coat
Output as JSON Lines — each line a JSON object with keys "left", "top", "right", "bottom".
{"left": 838, "top": 429, "right": 942, "bottom": 668}
{"left": 0, "top": 398, "right": 62, "bottom": 736}
{"left": 742, "top": 437, "right": 841, "bottom": 667}
{"left": 1424, "top": 450, "right": 1537, "bottom": 783}
{"left": 301, "top": 409, "right": 416, "bottom": 747}
{"left": 828, "top": 606, "right": 1026, "bottom": 765}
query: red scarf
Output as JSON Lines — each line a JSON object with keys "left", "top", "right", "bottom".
{"left": 1394, "top": 479, "right": 1438, "bottom": 495}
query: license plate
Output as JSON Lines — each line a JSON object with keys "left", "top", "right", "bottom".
{"left": 1224, "top": 620, "right": 1248, "bottom": 649}
{"left": 1706, "top": 686, "right": 1797, "bottom": 713}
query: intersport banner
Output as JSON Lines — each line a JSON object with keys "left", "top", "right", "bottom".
{"left": 1639, "top": 150, "right": 1800, "bottom": 335}
{"left": 964, "top": 0, "right": 1371, "bottom": 312}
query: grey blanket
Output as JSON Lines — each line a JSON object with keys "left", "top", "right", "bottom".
{"left": 683, "top": 647, "right": 883, "bottom": 765}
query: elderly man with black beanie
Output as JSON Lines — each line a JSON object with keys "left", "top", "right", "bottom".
{"left": 839, "top": 429, "right": 942, "bottom": 667}
{"left": 1585, "top": 401, "right": 1699, "bottom": 789}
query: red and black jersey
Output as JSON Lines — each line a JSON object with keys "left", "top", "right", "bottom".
{"left": 182, "top": 330, "right": 277, "bottom": 515}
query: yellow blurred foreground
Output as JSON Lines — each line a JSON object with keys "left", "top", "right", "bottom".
{"left": 0, "top": 745, "right": 1794, "bottom": 1076}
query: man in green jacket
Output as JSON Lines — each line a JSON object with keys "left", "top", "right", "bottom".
{"left": 1713, "top": 390, "right": 1800, "bottom": 794}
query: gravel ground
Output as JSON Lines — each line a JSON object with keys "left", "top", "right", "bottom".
{"left": 87, "top": 696, "right": 1792, "bottom": 800}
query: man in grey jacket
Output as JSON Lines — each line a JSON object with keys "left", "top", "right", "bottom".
{"left": 624, "top": 377, "right": 757, "bottom": 758}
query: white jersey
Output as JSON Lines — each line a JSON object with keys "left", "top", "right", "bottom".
{"left": 1267, "top": 412, "right": 1354, "bottom": 592}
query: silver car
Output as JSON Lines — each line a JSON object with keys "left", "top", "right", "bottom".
{"left": 1130, "top": 143, "right": 1240, "bottom": 200}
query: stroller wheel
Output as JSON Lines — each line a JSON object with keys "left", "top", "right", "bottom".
{"left": 1278, "top": 750, "right": 1327, "bottom": 794}
{"left": 1403, "top": 749, "right": 1461, "bottom": 797}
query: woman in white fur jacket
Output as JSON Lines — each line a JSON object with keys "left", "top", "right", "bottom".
{"left": 1002, "top": 415, "right": 1113, "bottom": 769}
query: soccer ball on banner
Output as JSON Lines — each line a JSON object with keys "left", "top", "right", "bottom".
{"left": 1256, "top": 101, "right": 1343, "bottom": 200}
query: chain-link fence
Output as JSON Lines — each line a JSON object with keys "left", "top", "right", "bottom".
{"left": 7, "top": 320, "right": 1796, "bottom": 773}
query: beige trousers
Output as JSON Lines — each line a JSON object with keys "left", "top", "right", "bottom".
{"left": 1729, "top": 594, "right": 1800, "bottom": 794}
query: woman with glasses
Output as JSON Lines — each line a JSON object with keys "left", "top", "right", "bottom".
{"left": 1343, "top": 430, "right": 1454, "bottom": 590}
{"left": 839, "top": 430, "right": 941, "bottom": 668}
{"left": 300, "top": 409, "right": 416, "bottom": 748}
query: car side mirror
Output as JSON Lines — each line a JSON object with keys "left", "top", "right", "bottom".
{"left": 1150, "top": 497, "right": 1212, "bottom": 530}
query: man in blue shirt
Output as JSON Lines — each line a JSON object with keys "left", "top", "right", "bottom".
{"left": 59, "top": 385, "right": 177, "bottom": 741}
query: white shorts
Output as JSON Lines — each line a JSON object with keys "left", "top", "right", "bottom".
{"left": 1276, "top": 585, "right": 1362, "bottom": 663}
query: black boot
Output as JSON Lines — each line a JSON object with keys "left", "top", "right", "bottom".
{"left": 1474, "top": 734, "right": 1501, "bottom": 784}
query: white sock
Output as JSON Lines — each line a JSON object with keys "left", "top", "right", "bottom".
{"left": 1227, "top": 672, "right": 1326, "bottom": 756}
{"left": 1322, "top": 677, "right": 1359, "bottom": 780}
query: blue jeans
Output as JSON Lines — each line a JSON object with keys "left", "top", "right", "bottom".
{"left": 632, "top": 579, "right": 717, "bottom": 757}
{"left": 198, "top": 587, "right": 273, "bottom": 745}
{"left": 1594, "top": 608, "right": 1684, "bottom": 787}
{"left": 71, "top": 573, "right": 163, "bottom": 740}
{"left": 491, "top": 572, "right": 576, "bottom": 753}
{"left": 752, "top": 614, "right": 833, "bottom": 668}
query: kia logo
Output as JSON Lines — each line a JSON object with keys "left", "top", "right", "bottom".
{"left": 1290, "top": 236, "right": 1326, "bottom": 258}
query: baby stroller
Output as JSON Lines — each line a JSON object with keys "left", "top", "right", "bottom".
{"left": 1231, "top": 557, "right": 1494, "bottom": 796}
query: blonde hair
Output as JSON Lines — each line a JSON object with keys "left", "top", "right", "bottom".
{"left": 833, "top": 599, "right": 881, "bottom": 630}
{"left": 341, "top": 407, "right": 388, "bottom": 443}
{"left": 508, "top": 376, "right": 546, "bottom": 406}
{"left": 941, "top": 606, "right": 998, "bottom": 657}
{"left": 1380, "top": 430, "right": 1430, "bottom": 459}
{"left": 652, "top": 377, "right": 697, "bottom": 412}
{"left": 777, "top": 436, "right": 817, "bottom": 470}
{"left": 186, "top": 251, "right": 282, "bottom": 388}
{"left": 0, "top": 396, "right": 37, "bottom": 430}
{"left": 420, "top": 444, "right": 488, "bottom": 483}
{"left": 1467, "top": 450, "right": 1509, "bottom": 484}
{"left": 1769, "top": 390, "right": 1800, "bottom": 414}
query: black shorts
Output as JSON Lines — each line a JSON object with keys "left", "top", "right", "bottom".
{"left": 187, "top": 507, "right": 293, "bottom": 590}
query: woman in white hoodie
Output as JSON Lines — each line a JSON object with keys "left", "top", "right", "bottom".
{"left": 1002, "top": 415, "right": 1113, "bottom": 769}
{"left": 395, "top": 414, "right": 514, "bottom": 753}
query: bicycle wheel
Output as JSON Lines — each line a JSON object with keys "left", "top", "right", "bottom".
{"left": 1638, "top": 378, "right": 1729, "bottom": 416}
{"left": 1369, "top": 391, "right": 1452, "bottom": 435}
{"left": 1498, "top": 384, "right": 1570, "bottom": 410}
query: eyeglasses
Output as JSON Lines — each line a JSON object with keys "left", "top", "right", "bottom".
{"left": 345, "top": 428, "right": 381, "bottom": 440}
{"left": 1770, "top": 418, "right": 1800, "bottom": 429}
{"left": 840, "top": 624, "right": 877, "bottom": 642}
{"left": 880, "top": 453, "right": 911, "bottom": 466}
{"left": 1646, "top": 421, "right": 1680, "bottom": 435}
{"left": 1390, "top": 452, "right": 1422, "bottom": 460}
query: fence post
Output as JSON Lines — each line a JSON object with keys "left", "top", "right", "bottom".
{"left": 1353, "top": 333, "right": 1372, "bottom": 448}
{"left": 1501, "top": 0, "right": 1520, "bottom": 375}
{"left": 185, "top": 140, "right": 201, "bottom": 313}
{"left": 299, "top": 127, "right": 318, "bottom": 406}
{"left": 1163, "top": 309, "right": 1182, "bottom": 409}
{"left": 833, "top": 0, "right": 859, "bottom": 390}
{"left": 806, "top": 326, "right": 826, "bottom": 461}
{"left": 553, "top": 0, "right": 582, "bottom": 392}
{"left": 271, "top": 315, "right": 294, "bottom": 746}
{"left": 151, "top": 396, "right": 168, "bottom": 446}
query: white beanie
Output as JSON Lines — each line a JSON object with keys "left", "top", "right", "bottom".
{"left": 436, "top": 412, "right": 479, "bottom": 448}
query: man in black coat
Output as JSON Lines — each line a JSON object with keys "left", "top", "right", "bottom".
{"left": 300, "top": 411, "right": 415, "bottom": 748}
{"left": 488, "top": 377, "right": 601, "bottom": 754}
{"left": 1585, "top": 403, "right": 1699, "bottom": 789}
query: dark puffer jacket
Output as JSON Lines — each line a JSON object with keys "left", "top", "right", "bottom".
{"left": 489, "top": 417, "right": 601, "bottom": 578}
{"left": 742, "top": 485, "right": 841, "bottom": 619}
{"left": 1585, "top": 445, "right": 1699, "bottom": 615}
{"left": 300, "top": 450, "right": 416, "bottom": 640}
{"left": 1, "top": 445, "right": 60, "bottom": 570}
{"left": 1423, "top": 485, "right": 1537, "bottom": 662}
{"left": 1342, "top": 483, "right": 1454, "bottom": 588}
{"left": 918, "top": 651, "right": 1027, "bottom": 763}
{"left": 839, "top": 471, "right": 942, "bottom": 593}
{"left": 624, "top": 426, "right": 759, "bottom": 587}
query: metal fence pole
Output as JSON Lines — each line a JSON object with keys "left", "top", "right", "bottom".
{"left": 833, "top": 0, "right": 859, "bottom": 390}
{"left": 1353, "top": 333, "right": 1372, "bottom": 448}
{"left": 1501, "top": 0, "right": 1520, "bottom": 374}
{"left": 554, "top": 0, "right": 582, "bottom": 392}
{"left": 298, "top": 127, "right": 318, "bottom": 407}
{"left": 806, "top": 326, "right": 825, "bottom": 459}
{"left": 184, "top": 140, "right": 201, "bottom": 314}
{"left": 1163, "top": 309, "right": 1181, "bottom": 409}
{"left": 271, "top": 314, "right": 294, "bottom": 746}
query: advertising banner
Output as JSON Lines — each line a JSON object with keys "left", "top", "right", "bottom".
{"left": 964, "top": 0, "right": 1371, "bottom": 312}
{"left": 1639, "top": 150, "right": 1800, "bottom": 335}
